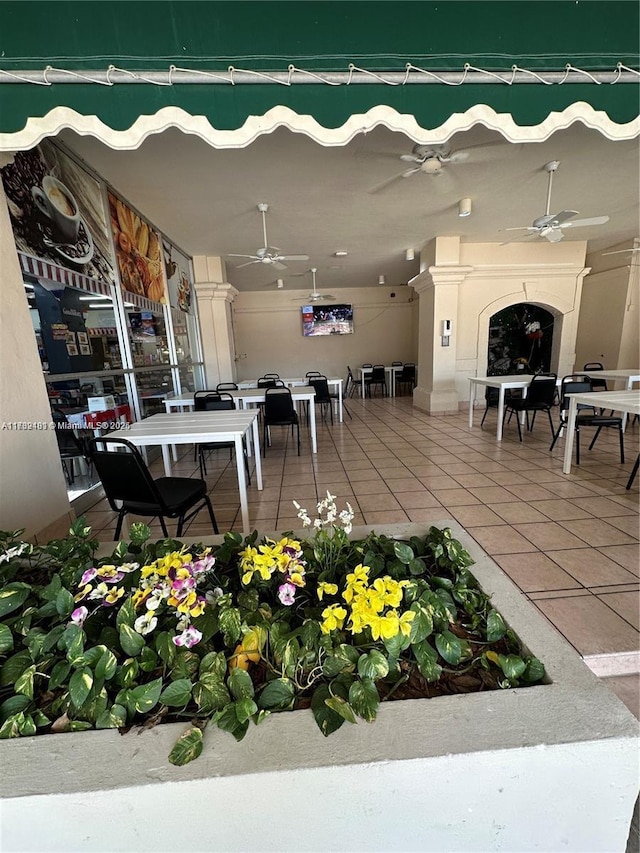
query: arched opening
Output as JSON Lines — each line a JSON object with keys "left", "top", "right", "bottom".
{"left": 487, "top": 303, "right": 555, "bottom": 376}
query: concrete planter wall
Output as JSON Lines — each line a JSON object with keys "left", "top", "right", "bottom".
{"left": 2, "top": 522, "right": 638, "bottom": 852}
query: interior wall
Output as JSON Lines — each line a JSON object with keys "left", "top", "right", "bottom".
{"left": 0, "top": 180, "right": 72, "bottom": 539}
{"left": 232, "top": 286, "right": 415, "bottom": 380}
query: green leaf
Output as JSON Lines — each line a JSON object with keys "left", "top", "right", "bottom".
{"left": 0, "top": 694, "right": 31, "bottom": 723}
{"left": 129, "top": 523, "right": 151, "bottom": 545}
{"left": 0, "top": 650, "right": 31, "bottom": 687}
{"left": 119, "top": 624, "right": 146, "bottom": 657}
{"left": 139, "top": 646, "right": 159, "bottom": 673}
{"left": 412, "top": 639, "right": 442, "bottom": 682}
{"left": 235, "top": 697, "right": 258, "bottom": 724}
{"left": 0, "top": 624, "right": 14, "bottom": 655}
{"left": 18, "top": 714, "right": 37, "bottom": 737}
{"left": 69, "top": 667, "right": 93, "bottom": 709}
{"left": 486, "top": 609, "right": 507, "bottom": 643}
{"left": 228, "top": 667, "right": 254, "bottom": 701}
{"left": 55, "top": 588, "right": 74, "bottom": 618}
{"left": 322, "top": 644, "right": 359, "bottom": 677}
{"left": 15, "top": 664, "right": 36, "bottom": 699}
{"left": 299, "top": 619, "right": 321, "bottom": 649}
{"left": 192, "top": 608, "right": 219, "bottom": 643}
{"left": 310, "top": 684, "right": 345, "bottom": 737}
{"left": 154, "top": 631, "right": 176, "bottom": 666}
{"left": 194, "top": 676, "right": 231, "bottom": 713}
{"left": 116, "top": 597, "right": 135, "bottom": 629}
{"left": 522, "top": 657, "right": 545, "bottom": 683}
{"left": 168, "top": 726, "right": 203, "bottom": 766}
{"left": 409, "top": 602, "right": 434, "bottom": 644}
{"left": 257, "top": 678, "right": 295, "bottom": 711}
{"left": 393, "top": 542, "right": 415, "bottom": 565}
{"left": 408, "top": 557, "right": 426, "bottom": 576}
{"left": 64, "top": 625, "right": 85, "bottom": 666}
{"left": 498, "top": 654, "right": 527, "bottom": 681}
{"left": 118, "top": 657, "right": 139, "bottom": 688}
{"left": 95, "top": 704, "right": 127, "bottom": 729}
{"left": 170, "top": 650, "right": 200, "bottom": 681}
{"left": 435, "top": 631, "right": 465, "bottom": 666}
{"left": 0, "top": 712, "right": 26, "bottom": 739}
{"left": 49, "top": 660, "right": 71, "bottom": 690}
{"left": 95, "top": 649, "right": 118, "bottom": 681}
{"left": 199, "top": 651, "right": 227, "bottom": 680}
{"left": 0, "top": 584, "right": 30, "bottom": 619}
{"left": 129, "top": 678, "right": 163, "bottom": 714}
{"left": 357, "top": 650, "right": 389, "bottom": 681}
{"left": 219, "top": 606, "right": 242, "bottom": 646}
{"left": 348, "top": 679, "right": 380, "bottom": 722}
{"left": 325, "top": 695, "right": 357, "bottom": 724}
{"left": 160, "top": 678, "right": 192, "bottom": 708}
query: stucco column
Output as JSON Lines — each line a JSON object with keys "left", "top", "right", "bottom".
{"left": 192, "top": 256, "right": 239, "bottom": 388}
{"left": 412, "top": 264, "right": 472, "bottom": 414}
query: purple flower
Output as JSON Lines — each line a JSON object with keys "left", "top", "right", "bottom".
{"left": 192, "top": 555, "right": 216, "bottom": 574}
{"left": 278, "top": 582, "right": 297, "bottom": 606}
{"left": 80, "top": 568, "right": 97, "bottom": 586}
{"left": 172, "top": 625, "right": 203, "bottom": 648}
{"left": 70, "top": 606, "right": 88, "bottom": 627}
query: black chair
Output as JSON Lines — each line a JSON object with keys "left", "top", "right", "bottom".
{"left": 89, "top": 437, "right": 218, "bottom": 540}
{"left": 263, "top": 387, "right": 300, "bottom": 455}
{"left": 626, "top": 454, "right": 639, "bottom": 490}
{"left": 396, "top": 363, "right": 416, "bottom": 396}
{"left": 549, "top": 378, "right": 624, "bottom": 465}
{"left": 366, "top": 364, "right": 387, "bottom": 398}
{"left": 52, "top": 408, "right": 91, "bottom": 486}
{"left": 257, "top": 378, "right": 283, "bottom": 389}
{"left": 480, "top": 387, "right": 500, "bottom": 427}
{"left": 193, "top": 391, "right": 250, "bottom": 482}
{"left": 583, "top": 362, "right": 608, "bottom": 392}
{"left": 261, "top": 373, "right": 280, "bottom": 380}
{"left": 345, "top": 366, "right": 358, "bottom": 398}
{"left": 216, "top": 382, "right": 238, "bottom": 392}
{"left": 308, "top": 376, "right": 334, "bottom": 425}
{"left": 391, "top": 361, "right": 403, "bottom": 366}
{"left": 502, "top": 373, "right": 557, "bottom": 441}
{"left": 305, "top": 371, "right": 322, "bottom": 379}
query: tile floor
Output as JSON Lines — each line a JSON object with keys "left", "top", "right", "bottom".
{"left": 81, "top": 394, "right": 639, "bottom": 672}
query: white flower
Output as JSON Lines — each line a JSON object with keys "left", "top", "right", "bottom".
{"left": 134, "top": 610, "right": 158, "bottom": 635}
{"left": 0, "top": 543, "right": 29, "bottom": 564}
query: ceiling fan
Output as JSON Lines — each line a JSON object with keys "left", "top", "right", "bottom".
{"left": 502, "top": 161, "right": 610, "bottom": 243}
{"left": 293, "top": 268, "right": 335, "bottom": 302}
{"left": 368, "top": 141, "right": 511, "bottom": 193}
{"left": 602, "top": 247, "right": 640, "bottom": 256}
{"left": 227, "top": 203, "right": 309, "bottom": 270}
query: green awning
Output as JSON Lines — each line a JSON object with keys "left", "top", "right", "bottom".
{"left": 0, "top": 1, "right": 638, "bottom": 145}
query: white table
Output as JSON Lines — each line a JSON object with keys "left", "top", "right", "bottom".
{"left": 230, "top": 387, "right": 318, "bottom": 453}
{"left": 468, "top": 374, "right": 561, "bottom": 441}
{"left": 357, "top": 365, "right": 405, "bottom": 398}
{"left": 580, "top": 369, "right": 640, "bottom": 390}
{"left": 103, "top": 411, "right": 262, "bottom": 533}
{"left": 562, "top": 390, "right": 640, "bottom": 474}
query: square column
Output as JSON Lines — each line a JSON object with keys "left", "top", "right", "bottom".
{"left": 192, "top": 256, "right": 238, "bottom": 388}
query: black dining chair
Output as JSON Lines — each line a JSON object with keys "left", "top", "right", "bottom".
{"left": 396, "top": 363, "right": 416, "bottom": 396}
{"left": 345, "top": 366, "right": 357, "bottom": 398}
{"left": 52, "top": 408, "right": 91, "bottom": 485}
{"left": 216, "top": 382, "right": 238, "bottom": 392}
{"left": 89, "top": 437, "right": 218, "bottom": 540}
{"left": 502, "top": 373, "right": 557, "bottom": 441}
{"left": 308, "top": 376, "right": 334, "bottom": 425}
{"left": 263, "top": 387, "right": 300, "bottom": 455}
{"left": 549, "top": 377, "right": 624, "bottom": 465}
{"left": 193, "top": 391, "right": 251, "bottom": 482}
{"left": 366, "top": 365, "right": 387, "bottom": 397}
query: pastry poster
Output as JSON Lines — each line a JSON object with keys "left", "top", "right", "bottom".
{"left": 108, "top": 191, "right": 167, "bottom": 304}
{"left": 0, "top": 141, "right": 115, "bottom": 284}
{"left": 162, "top": 239, "right": 193, "bottom": 314}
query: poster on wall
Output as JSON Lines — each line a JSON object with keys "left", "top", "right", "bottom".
{"left": 108, "top": 191, "right": 167, "bottom": 304}
{"left": 162, "top": 239, "right": 192, "bottom": 313}
{"left": 0, "top": 141, "right": 116, "bottom": 284}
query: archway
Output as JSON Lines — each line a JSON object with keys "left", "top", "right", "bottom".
{"left": 487, "top": 303, "right": 555, "bottom": 376}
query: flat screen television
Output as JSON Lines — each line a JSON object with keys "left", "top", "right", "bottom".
{"left": 301, "top": 304, "right": 353, "bottom": 337}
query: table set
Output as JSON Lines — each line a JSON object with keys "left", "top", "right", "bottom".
{"left": 467, "top": 374, "right": 561, "bottom": 441}
{"left": 562, "top": 389, "right": 640, "bottom": 474}
{"left": 356, "top": 365, "right": 405, "bottom": 398}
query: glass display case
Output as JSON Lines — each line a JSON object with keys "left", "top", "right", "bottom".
{"left": 127, "top": 308, "right": 170, "bottom": 367}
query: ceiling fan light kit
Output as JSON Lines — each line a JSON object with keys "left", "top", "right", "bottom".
{"left": 458, "top": 198, "right": 472, "bottom": 217}
{"left": 405, "top": 248, "right": 415, "bottom": 261}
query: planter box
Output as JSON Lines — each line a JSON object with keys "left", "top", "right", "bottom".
{"left": 2, "top": 521, "right": 638, "bottom": 852}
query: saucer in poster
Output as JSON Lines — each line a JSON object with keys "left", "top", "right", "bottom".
{"left": 43, "top": 216, "right": 94, "bottom": 265}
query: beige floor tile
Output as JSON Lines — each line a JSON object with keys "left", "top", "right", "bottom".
{"left": 534, "top": 595, "right": 640, "bottom": 656}
{"left": 505, "top": 483, "right": 571, "bottom": 502}
{"left": 570, "top": 496, "right": 638, "bottom": 517}
{"left": 395, "top": 491, "right": 444, "bottom": 509}
{"left": 348, "top": 468, "right": 382, "bottom": 482}
{"left": 405, "top": 507, "right": 447, "bottom": 523}
{"left": 601, "top": 675, "right": 640, "bottom": 719}
{"left": 541, "top": 481, "right": 604, "bottom": 499}
{"left": 452, "top": 473, "right": 499, "bottom": 488}
{"left": 356, "top": 493, "right": 402, "bottom": 512}
{"left": 549, "top": 548, "right": 638, "bottom": 587}
{"left": 527, "top": 589, "right": 592, "bottom": 600}
{"left": 363, "top": 509, "right": 411, "bottom": 525}
{"left": 527, "top": 499, "right": 594, "bottom": 521}
{"left": 431, "top": 488, "right": 481, "bottom": 507}
{"left": 513, "top": 522, "right": 588, "bottom": 551}
{"left": 558, "top": 518, "right": 638, "bottom": 547}
{"left": 602, "top": 516, "right": 640, "bottom": 538}
{"left": 487, "top": 502, "right": 551, "bottom": 524}
{"left": 448, "top": 505, "right": 506, "bottom": 527}
{"left": 492, "top": 552, "right": 582, "bottom": 593}
{"left": 383, "top": 477, "right": 427, "bottom": 492}
{"left": 468, "top": 525, "right": 537, "bottom": 556}
{"left": 467, "top": 485, "right": 525, "bottom": 504}
{"left": 597, "top": 591, "right": 640, "bottom": 630}
{"left": 419, "top": 475, "right": 462, "bottom": 490}
{"left": 351, "top": 480, "right": 390, "bottom": 496}
{"left": 596, "top": 544, "right": 640, "bottom": 576}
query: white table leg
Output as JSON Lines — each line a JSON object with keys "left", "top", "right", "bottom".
{"left": 468, "top": 382, "right": 476, "bottom": 428}
{"left": 161, "top": 444, "right": 172, "bottom": 476}
{"left": 309, "top": 397, "right": 317, "bottom": 453}
{"left": 338, "top": 381, "right": 343, "bottom": 422}
{"left": 563, "top": 397, "right": 579, "bottom": 474}
{"left": 389, "top": 368, "right": 395, "bottom": 397}
{"left": 234, "top": 435, "right": 250, "bottom": 533}
{"left": 361, "top": 372, "right": 365, "bottom": 399}
{"left": 251, "top": 417, "right": 263, "bottom": 491}
{"left": 497, "top": 387, "right": 506, "bottom": 441}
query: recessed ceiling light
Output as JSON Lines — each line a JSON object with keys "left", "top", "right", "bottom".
{"left": 405, "top": 248, "right": 415, "bottom": 261}
{"left": 458, "top": 197, "right": 472, "bottom": 217}
{"left": 378, "top": 275, "right": 386, "bottom": 285}
{"left": 334, "top": 251, "right": 348, "bottom": 257}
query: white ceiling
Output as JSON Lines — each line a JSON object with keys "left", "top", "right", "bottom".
{"left": 60, "top": 122, "right": 639, "bottom": 294}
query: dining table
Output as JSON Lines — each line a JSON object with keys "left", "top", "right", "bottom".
{"left": 468, "top": 374, "right": 562, "bottom": 441}
{"left": 562, "top": 389, "right": 640, "bottom": 474}
{"left": 102, "top": 410, "right": 262, "bottom": 533}
{"left": 356, "top": 365, "right": 405, "bottom": 398}
{"left": 580, "top": 369, "right": 640, "bottom": 429}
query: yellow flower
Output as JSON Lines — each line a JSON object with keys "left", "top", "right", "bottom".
{"left": 288, "top": 570, "right": 306, "bottom": 587}
{"left": 189, "top": 598, "right": 205, "bottom": 618}
{"left": 346, "top": 564, "right": 370, "bottom": 587}
{"left": 132, "top": 588, "right": 151, "bottom": 609}
{"left": 104, "top": 587, "right": 125, "bottom": 606}
{"left": 398, "top": 610, "right": 416, "bottom": 637}
{"left": 320, "top": 604, "right": 347, "bottom": 634}
{"left": 369, "top": 612, "right": 400, "bottom": 641}
{"left": 317, "top": 581, "right": 338, "bottom": 600}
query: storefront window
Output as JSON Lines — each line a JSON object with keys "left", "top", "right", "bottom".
{"left": 134, "top": 367, "right": 174, "bottom": 416}
{"left": 127, "top": 308, "right": 170, "bottom": 367}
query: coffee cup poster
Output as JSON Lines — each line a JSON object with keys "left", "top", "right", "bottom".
{"left": 0, "top": 141, "right": 116, "bottom": 284}
{"left": 108, "top": 192, "right": 167, "bottom": 304}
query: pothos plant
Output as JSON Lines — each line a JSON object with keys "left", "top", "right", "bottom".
{"left": 0, "top": 494, "right": 545, "bottom": 766}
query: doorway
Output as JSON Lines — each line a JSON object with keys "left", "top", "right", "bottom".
{"left": 487, "top": 304, "right": 554, "bottom": 375}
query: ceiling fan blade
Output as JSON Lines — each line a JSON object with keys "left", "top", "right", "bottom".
{"left": 271, "top": 261, "right": 288, "bottom": 271}
{"left": 542, "top": 229, "right": 564, "bottom": 243}
{"left": 227, "top": 253, "right": 257, "bottom": 259}
{"left": 603, "top": 247, "right": 640, "bottom": 255}
{"left": 400, "top": 154, "right": 423, "bottom": 164}
{"left": 561, "top": 216, "right": 610, "bottom": 229}
{"left": 551, "top": 210, "right": 580, "bottom": 226}
{"left": 500, "top": 232, "right": 539, "bottom": 246}
{"left": 280, "top": 254, "right": 309, "bottom": 262}
{"left": 368, "top": 172, "right": 406, "bottom": 194}
{"left": 401, "top": 167, "right": 422, "bottom": 178}
{"left": 502, "top": 226, "right": 538, "bottom": 232}
{"left": 234, "top": 260, "right": 260, "bottom": 269}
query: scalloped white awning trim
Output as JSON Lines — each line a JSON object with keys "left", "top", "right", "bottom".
{"left": 1, "top": 102, "right": 638, "bottom": 152}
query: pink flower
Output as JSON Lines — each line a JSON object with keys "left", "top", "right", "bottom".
{"left": 278, "top": 582, "right": 297, "bottom": 606}
{"left": 192, "top": 555, "right": 216, "bottom": 574}
{"left": 80, "top": 568, "right": 97, "bottom": 586}
{"left": 172, "top": 625, "right": 203, "bottom": 648}
{"left": 70, "top": 606, "right": 88, "bottom": 627}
